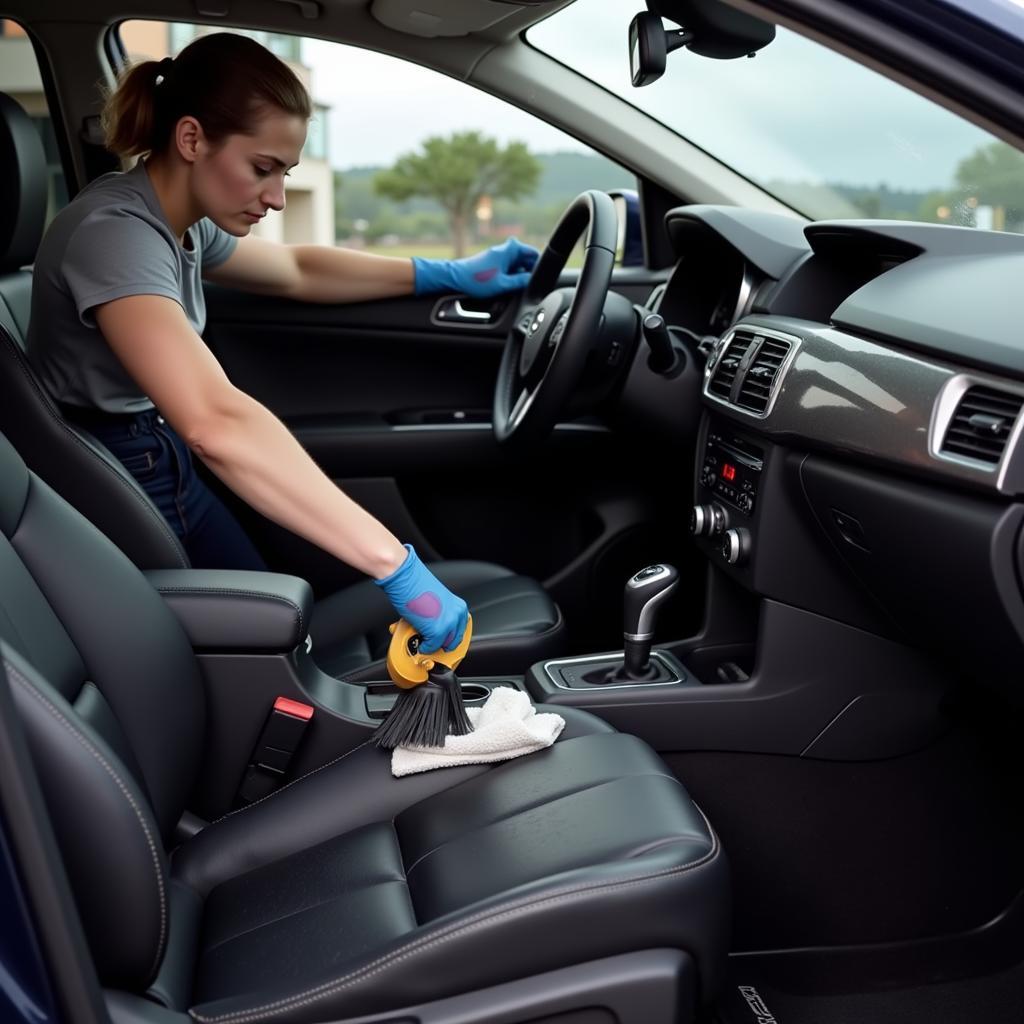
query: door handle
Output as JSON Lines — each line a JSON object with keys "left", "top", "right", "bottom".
{"left": 453, "top": 300, "right": 492, "bottom": 322}
{"left": 431, "top": 296, "right": 504, "bottom": 327}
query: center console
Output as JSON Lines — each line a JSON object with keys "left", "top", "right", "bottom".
{"left": 149, "top": 411, "right": 963, "bottom": 823}
{"left": 542, "top": 649, "right": 687, "bottom": 689}
{"left": 523, "top": 411, "right": 958, "bottom": 763}
{"left": 531, "top": 561, "right": 690, "bottom": 690}
{"left": 690, "top": 423, "right": 764, "bottom": 568}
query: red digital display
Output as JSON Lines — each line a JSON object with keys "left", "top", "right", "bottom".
{"left": 722, "top": 463, "right": 737, "bottom": 482}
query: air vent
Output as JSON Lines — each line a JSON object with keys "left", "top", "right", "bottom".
{"left": 735, "top": 337, "right": 792, "bottom": 414}
{"left": 708, "top": 330, "right": 756, "bottom": 401}
{"left": 941, "top": 386, "right": 1023, "bottom": 465}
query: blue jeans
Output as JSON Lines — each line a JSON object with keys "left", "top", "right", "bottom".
{"left": 71, "top": 408, "right": 268, "bottom": 572}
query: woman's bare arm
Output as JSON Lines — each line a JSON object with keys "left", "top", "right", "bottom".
{"left": 203, "top": 235, "right": 416, "bottom": 303}
{"left": 94, "top": 293, "right": 407, "bottom": 578}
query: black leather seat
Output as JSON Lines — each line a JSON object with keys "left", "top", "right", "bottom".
{"left": 0, "top": 426, "right": 729, "bottom": 1022}
{"left": 0, "top": 91, "right": 566, "bottom": 679}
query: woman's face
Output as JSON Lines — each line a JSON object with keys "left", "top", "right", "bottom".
{"left": 193, "top": 109, "right": 307, "bottom": 236}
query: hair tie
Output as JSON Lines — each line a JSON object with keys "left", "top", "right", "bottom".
{"left": 155, "top": 57, "right": 175, "bottom": 87}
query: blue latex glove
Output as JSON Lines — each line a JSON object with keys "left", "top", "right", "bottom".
{"left": 412, "top": 238, "right": 539, "bottom": 298}
{"left": 374, "top": 544, "right": 469, "bottom": 654}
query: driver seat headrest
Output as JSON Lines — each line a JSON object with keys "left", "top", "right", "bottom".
{"left": 0, "top": 92, "right": 48, "bottom": 274}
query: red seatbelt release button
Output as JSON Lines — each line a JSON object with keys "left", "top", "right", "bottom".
{"left": 273, "top": 696, "right": 314, "bottom": 721}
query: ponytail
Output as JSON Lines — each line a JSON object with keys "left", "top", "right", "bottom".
{"left": 102, "top": 59, "right": 166, "bottom": 158}
{"left": 102, "top": 33, "right": 312, "bottom": 159}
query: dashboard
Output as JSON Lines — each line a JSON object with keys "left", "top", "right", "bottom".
{"left": 646, "top": 205, "right": 1024, "bottom": 699}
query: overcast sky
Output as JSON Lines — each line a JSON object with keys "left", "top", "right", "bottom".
{"left": 303, "top": 39, "right": 591, "bottom": 171}
{"left": 304, "top": 0, "right": 1003, "bottom": 193}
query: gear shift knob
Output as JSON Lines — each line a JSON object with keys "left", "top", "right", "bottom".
{"left": 622, "top": 564, "right": 678, "bottom": 678}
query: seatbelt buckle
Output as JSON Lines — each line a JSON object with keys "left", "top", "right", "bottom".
{"left": 235, "top": 697, "right": 314, "bottom": 806}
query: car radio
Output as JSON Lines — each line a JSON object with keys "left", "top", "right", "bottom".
{"left": 699, "top": 428, "right": 764, "bottom": 516}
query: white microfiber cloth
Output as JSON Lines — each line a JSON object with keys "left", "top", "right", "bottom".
{"left": 391, "top": 686, "right": 565, "bottom": 777}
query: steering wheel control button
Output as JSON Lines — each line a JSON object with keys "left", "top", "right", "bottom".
{"left": 518, "top": 296, "right": 565, "bottom": 377}
{"left": 722, "top": 528, "right": 751, "bottom": 566}
{"left": 549, "top": 313, "right": 568, "bottom": 348}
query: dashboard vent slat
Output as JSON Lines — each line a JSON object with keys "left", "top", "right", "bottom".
{"left": 707, "top": 330, "right": 756, "bottom": 401}
{"left": 941, "top": 386, "right": 1023, "bottom": 465}
{"left": 735, "top": 336, "right": 793, "bottom": 414}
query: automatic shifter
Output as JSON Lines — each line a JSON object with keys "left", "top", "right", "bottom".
{"left": 613, "top": 563, "right": 679, "bottom": 682}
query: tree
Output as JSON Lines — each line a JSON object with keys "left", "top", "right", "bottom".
{"left": 334, "top": 171, "right": 389, "bottom": 239}
{"left": 374, "top": 131, "right": 541, "bottom": 256}
{"left": 954, "top": 142, "right": 1024, "bottom": 229}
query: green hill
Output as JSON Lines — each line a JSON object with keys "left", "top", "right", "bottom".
{"left": 334, "top": 150, "right": 635, "bottom": 242}
{"left": 333, "top": 149, "right": 945, "bottom": 244}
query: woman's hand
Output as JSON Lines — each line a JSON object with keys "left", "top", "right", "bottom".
{"left": 374, "top": 544, "right": 470, "bottom": 653}
{"left": 412, "top": 238, "right": 539, "bottom": 299}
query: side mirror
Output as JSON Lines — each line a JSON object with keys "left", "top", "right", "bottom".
{"left": 610, "top": 189, "right": 644, "bottom": 267}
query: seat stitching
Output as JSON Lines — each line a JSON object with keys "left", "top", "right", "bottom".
{"left": 4, "top": 660, "right": 168, "bottom": 981}
{"left": 208, "top": 740, "right": 372, "bottom": 825}
{"left": 1, "top": 330, "right": 189, "bottom": 568}
{"left": 187, "top": 810, "right": 719, "bottom": 1024}
{"left": 153, "top": 587, "right": 305, "bottom": 636}
{"left": 401, "top": 770, "right": 683, "bottom": 876}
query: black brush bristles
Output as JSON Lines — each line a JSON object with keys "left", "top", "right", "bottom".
{"left": 372, "top": 666, "right": 473, "bottom": 750}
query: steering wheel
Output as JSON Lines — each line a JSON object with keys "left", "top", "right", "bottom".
{"left": 493, "top": 190, "right": 618, "bottom": 444}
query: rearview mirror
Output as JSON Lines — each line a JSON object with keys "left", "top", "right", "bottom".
{"left": 630, "top": 1, "right": 776, "bottom": 87}
{"left": 629, "top": 12, "right": 688, "bottom": 87}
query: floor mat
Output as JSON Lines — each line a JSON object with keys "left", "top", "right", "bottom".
{"left": 715, "top": 961, "right": 1024, "bottom": 1024}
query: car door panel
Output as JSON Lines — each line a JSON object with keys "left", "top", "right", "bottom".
{"left": 201, "top": 274, "right": 687, "bottom": 645}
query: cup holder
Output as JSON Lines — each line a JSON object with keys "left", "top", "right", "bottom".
{"left": 459, "top": 683, "right": 491, "bottom": 703}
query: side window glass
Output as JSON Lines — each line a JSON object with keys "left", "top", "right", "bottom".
{"left": 0, "top": 21, "right": 70, "bottom": 227}
{"left": 120, "top": 23, "right": 637, "bottom": 264}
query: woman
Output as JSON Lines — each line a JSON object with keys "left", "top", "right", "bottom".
{"left": 26, "top": 32, "right": 537, "bottom": 654}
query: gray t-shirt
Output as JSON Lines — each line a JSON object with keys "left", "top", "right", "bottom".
{"left": 27, "top": 161, "right": 237, "bottom": 413}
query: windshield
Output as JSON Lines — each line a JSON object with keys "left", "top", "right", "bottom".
{"left": 937, "top": 0, "right": 1024, "bottom": 41}
{"left": 529, "top": 0, "right": 1024, "bottom": 232}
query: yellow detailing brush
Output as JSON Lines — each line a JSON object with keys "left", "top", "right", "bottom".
{"left": 371, "top": 614, "right": 474, "bottom": 749}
